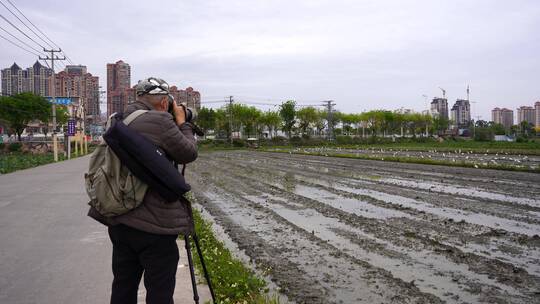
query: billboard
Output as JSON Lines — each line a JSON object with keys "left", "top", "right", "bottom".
{"left": 45, "top": 97, "right": 73, "bottom": 105}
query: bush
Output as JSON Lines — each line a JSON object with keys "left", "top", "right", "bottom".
{"left": 516, "top": 137, "right": 528, "bottom": 143}
{"left": 0, "top": 143, "right": 4, "bottom": 151}
{"left": 336, "top": 135, "right": 353, "bottom": 145}
{"left": 232, "top": 138, "right": 246, "bottom": 147}
{"left": 8, "top": 142, "right": 22, "bottom": 152}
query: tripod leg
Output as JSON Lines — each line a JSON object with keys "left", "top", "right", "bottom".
{"left": 184, "top": 234, "right": 199, "bottom": 304}
{"left": 193, "top": 233, "right": 217, "bottom": 303}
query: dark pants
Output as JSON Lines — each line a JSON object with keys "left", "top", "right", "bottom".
{"left": 108, "top": 224, "right": 179, "bottom": 304}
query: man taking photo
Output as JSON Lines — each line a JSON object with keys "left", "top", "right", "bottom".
{"left": 88, "top": 77, "right": 198, "bottom": 304}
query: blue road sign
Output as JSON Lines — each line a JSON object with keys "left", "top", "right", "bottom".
{"left": 67, "top": 119, "right": 76, "bottom": 136}
{"left": 45, "top": 97, "right": 72, "bottom": 105}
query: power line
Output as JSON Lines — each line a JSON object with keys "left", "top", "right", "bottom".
{"left": 0, "top": 13, "right": 44, "bottom": 48}
{"left": 1, "top": 0, "right": 74, "bottom": 64}
{"left": 0, "top": 0, "right": 52, "bottom": 48}
{"left": 0, "top": 23, "right": 43, "bottom": 54}
{"left": 0, "top": 31, "right": 41, "bottom": 56}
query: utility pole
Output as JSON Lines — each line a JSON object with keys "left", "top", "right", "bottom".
{"left": 228, "top": 96, "right": 233, "bottom": 145}
{"left": 324, "top": 100, "right": 336, "bottom": 141}
{"left": 40, "top": 48, "right": 65, "bottom": 162}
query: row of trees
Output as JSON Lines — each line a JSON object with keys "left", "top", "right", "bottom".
{"left": 196, "top": 100, "right": 452, "bottom": 139}
{"left": 474, "top": 120, "right": 538, "bottom": 141}
{"left": 0, "top": 93, "right": 68, "bottom": 141}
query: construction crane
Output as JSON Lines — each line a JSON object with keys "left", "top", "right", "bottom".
{"left": 438, "top": 87, "right": 446, "bottom": 98}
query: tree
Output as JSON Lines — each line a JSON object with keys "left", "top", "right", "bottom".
{"left": 42, "top": 105, "right": 68, "bottom": 139}
{"left": 474, "top": 127, "right": 494, "bottom": 141}
{"left": 259, "top": 110, "right": 281, "bottom": 138}
{"left": 296, "top": 106, "right": 318, "bottom": 136}
{"left": 197, "top": 107, "right": 216, "bottom": 135}
{"left": 314, "top": 109, "right": 326, "bottom": 136}
{"left": 279, "top": 100, "right": 296, "bottom": 138}
{"left": 492, "top": 123, "right": 506, "bottom": 135}
{"left": 519, "top": 121, "right": 533, "bottom": 137}
{"left": 0, "top": 93, "right": 51, "bottom": 141}
{"left": 432, "top": 115, "right": 450, "bottom": 135}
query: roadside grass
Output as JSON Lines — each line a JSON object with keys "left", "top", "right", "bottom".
{"left": 186, "top": 206, "right": 280, "bottom": 304}
{"left": 0, "top": 152, "right": 63, "bottom": 174}
{"left": 261, "top": 149, "right": 540, "bottom": 174}
{"left": 0, "top": 148, "right": 95, "bottom": 174}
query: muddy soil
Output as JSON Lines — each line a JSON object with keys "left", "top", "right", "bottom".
{"left": 186, "top": 151, "right": 540, "bottom": 304}
{"left": 272, "top": 147, "right": 540, "bottom": 170}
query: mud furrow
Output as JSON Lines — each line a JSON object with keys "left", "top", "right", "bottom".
{"left": 222, "top": 152, "right": 540, "bottom": 220}
{"left": 191, "top": 183, "right": 441, "bottom": 303}
{"left": 193, "top": 154, "right": 540, "bottom": 278}
{"left": 249, "top": 152, "right": 540, "bottom": 198}
{"left": 187, "top": 151, "right": 540, "bottom": 303}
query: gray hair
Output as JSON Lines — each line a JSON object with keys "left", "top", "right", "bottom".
{"left": 139, "top": 94, "right": 167, "bottom": 109}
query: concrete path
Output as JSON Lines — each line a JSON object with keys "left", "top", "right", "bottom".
{"left": 0, "top": 156, "right": 211, "bottom": 303}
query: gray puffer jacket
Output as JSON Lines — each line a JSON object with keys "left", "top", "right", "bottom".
{"left": 87, "top": 100, "right": 198, "bottom": 235}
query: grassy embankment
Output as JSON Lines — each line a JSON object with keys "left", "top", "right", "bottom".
{"left": 260, "top": 148, "right": 540, "bottom": 173}
{"left": 267, "top": 140, "right": 540, "bottom": 155}
{"left": 198, "top": 139, "right": 540, "bottom": 172}
{"left": 184, "top": 204, "right": 281, "bottom": 304}
{"left": 0, "top": 145, "right": 94, "bottom": 174}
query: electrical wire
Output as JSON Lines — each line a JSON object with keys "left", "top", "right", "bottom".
{"left": 0, "top": 31, "right": 41, "bottom": 56}
{"left": 0, "top": 0, "right": 52, "bottom": 48}
{"left": 0, "top": 24, "right": 43, "bottom": 54}
{"left": 4, "top": 0, "right": 74, "bottom": 64}
{"left": 0, "top": 13, "right": 44, "bottom": 49}
{"left": 0, "top": 0, "right": 74, "bottom": 64}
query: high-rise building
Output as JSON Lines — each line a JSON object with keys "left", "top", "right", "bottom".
{"left": 430, "top": 98, "right": 448, "bottom": 120}
{"left": 450, "top": 99, "right": 471, "bottom": 128}
{"left": 107, "top": 60, "right": 131, "bottom": 114}
{"left": 535, "top": 102, "right": 540, "bottom": 127}
{"left": 517, "top": 106, "right": 535, "bottom": 125}
{"left": 492, "top": 107, "right": 514, "bottom": 129}
{"left": 169, "top": 86, "right": 201, "bottom": 110}
{"left": 126, "top": 83, "right": 202, "bottom": 111}
{"left": 49, "top": 65, "right": 100, "bottom": 121}
{"left": 1, "top": 61, "right": 52, "bottom": 96}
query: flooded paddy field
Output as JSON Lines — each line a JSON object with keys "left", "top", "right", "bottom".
{"left": 270, "top": 147, "right": 540, "bottom": 171}
{"left": 186, "top": 151, "right": 540, "bottom": 304}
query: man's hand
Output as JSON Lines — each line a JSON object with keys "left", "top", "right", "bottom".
{"left": 172, "top": 101, "right": 186, "bottom": 126}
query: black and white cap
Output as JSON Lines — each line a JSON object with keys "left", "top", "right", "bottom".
{"left": 135, "top": 77, "right": 170, "bottom": 96}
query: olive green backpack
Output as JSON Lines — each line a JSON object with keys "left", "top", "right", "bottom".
{"left": 84, "top": 110, "right": 149, "bottom": 217}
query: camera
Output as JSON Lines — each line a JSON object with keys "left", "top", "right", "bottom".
{"left": 167, "top": 95, "right": 196, "bottom": 122}
{"left": 167, "top": 94, "right": 204, "bottom": 136}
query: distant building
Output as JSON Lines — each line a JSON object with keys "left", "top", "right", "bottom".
{"left": 169, "top": 86, "right": 201, "bottom": 110}
{"left": 1, "top": 61, "right": 52, "bottom": 96}
{"left": 127, "top": 83, "right": 202, "bottom": 111}
{"left": 450, "top": 99, "right": 471, "bottom": 128}
{"left": 492, "top": 107, "right": 514, "bottom": 129}
{"left": 517, "top": 106, "right": 535, "bottom": 125}
{"left": 430, "top": 98, "right": 448, "bottom": 120}
{"left": 107, "top": 60, "right": 131, "bottom": 114}
{"left": 50, "top": 65, "right": 100, "bottom": 121}
{"left": 535, "top": 101, "right": 540, "bottom": 127}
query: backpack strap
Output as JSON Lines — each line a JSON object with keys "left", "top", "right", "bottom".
{"left": 123, "top": 110, "right": 149, "bottom": 126}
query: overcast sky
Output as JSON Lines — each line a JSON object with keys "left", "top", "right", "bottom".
{"left": 1, "top": 0, "right": 539, "bottom": 119}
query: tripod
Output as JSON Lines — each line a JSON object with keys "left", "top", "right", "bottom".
{"left": 177, "top": 163, "right": 217, "bottom": 304}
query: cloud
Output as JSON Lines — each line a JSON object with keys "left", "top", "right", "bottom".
{"left": 1, "top": 0, "right": 539, "bottom": 118}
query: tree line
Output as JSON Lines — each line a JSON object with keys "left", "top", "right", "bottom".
{"left": 0, "top": 93, "right": 68, "bottom": 141}
{"left": 196, "top": 100, "right": 454, "bottom": 139}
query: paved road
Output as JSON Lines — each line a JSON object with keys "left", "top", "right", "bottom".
{"left": 0, "top": 156, "right": 210, "bottom": 304}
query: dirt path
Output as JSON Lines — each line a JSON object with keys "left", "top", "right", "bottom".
{"left": 186, "top": 151, "right": 540, "bottom": 304}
